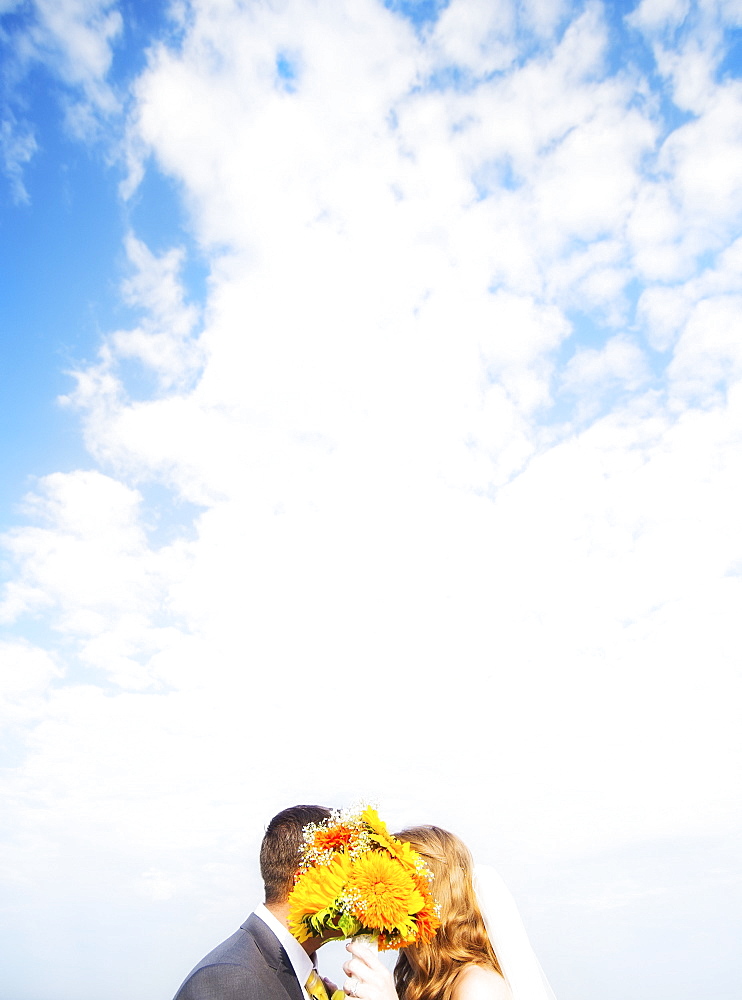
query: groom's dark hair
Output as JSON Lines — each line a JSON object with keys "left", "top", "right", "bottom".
{"left": 260, "top": 804, "right": 331, "bottom": 903}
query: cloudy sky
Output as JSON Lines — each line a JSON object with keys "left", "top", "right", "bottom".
{"left": 1, "top": 1, "right": 741, "bottom": 998}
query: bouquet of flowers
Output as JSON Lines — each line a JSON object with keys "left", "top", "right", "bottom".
{"left": 288, "top": 805, "right": 440, "bottom": 951}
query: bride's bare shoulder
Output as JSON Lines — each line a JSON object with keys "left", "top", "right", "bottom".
{"left": 452, "top": 965, "right": 512, "bottom": 1000}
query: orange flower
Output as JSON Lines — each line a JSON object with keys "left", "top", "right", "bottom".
{"left": 347, "top": 850, "right": 422, "bottom": 934}
{"left": 312, "top": 825, "right": 355, "bottom": 853}
{"left": 409, "top": 888, "right": 440, "bottom": 944}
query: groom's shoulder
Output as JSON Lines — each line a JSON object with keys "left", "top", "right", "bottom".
{"left": 172, "top": 921, "right": 269, "bottom": 1000}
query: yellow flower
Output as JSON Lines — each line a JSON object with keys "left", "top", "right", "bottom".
{"left": 394, "top": 839, "right": 428, "bottom": 873}
{"left": 347, "top": 850, "right": 423, "bottom": 934}
{"left": 361, "top": 806, "right": 388, "bottom": 837}
{"left": 362, "top": 807, "right": 416, "bottom": 868}
{"left": 289, "top": 854, "right": 352, "bottom": 941}
{"left": 362, "top": 807, "right": 398, "bottom": 853}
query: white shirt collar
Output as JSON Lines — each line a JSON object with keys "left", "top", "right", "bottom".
{"left": 254, "top": 902, "right": 314, "bottom": 995}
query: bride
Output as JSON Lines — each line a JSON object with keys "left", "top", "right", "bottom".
{"left": 342, "top": 826, "right": 556, "bottom": 1000}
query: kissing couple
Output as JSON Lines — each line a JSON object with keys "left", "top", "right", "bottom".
{"left": 172, "top": 804, "right": 556, "bottom": 1000}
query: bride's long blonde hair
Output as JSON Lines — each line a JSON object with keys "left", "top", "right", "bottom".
{"left": 394, "top": 826, "right": 502, "bottom": 1000}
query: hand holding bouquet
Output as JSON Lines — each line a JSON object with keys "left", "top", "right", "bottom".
{"left": 288, "top": 805, "right": 440, "bottom": 950}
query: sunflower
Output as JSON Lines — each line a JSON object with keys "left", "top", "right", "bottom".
{"left": 394, "top": 838, "right": 430, "bottom": 874}
{"left": 362, "top": 807, "right": 399, "bottom": 853}
{"left": 361, "top": 808, "right": 423, "bottom": 874}
{"left": 361, "top": 806, "right": 388, "bottom": 837}
{"left": 289, "top": 853, "right": 352, "bottom": 941}
{"left": 347, "top": 849, "right": 423, "bottom": 935}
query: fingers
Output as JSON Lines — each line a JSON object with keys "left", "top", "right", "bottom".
{"left": 345, "top": 940, "right": 381, "bottom": 970}
{"left": 342, "top": 960, "right": 364, "bottom": 986}
{"left": 343, "top": 975, "right": 361, "bottom": 999}
{"left": 341, "top": 959, "right": 373, "bottom": 998}
{"left": 342, "top": 954, "right": 380, "bottom": 981}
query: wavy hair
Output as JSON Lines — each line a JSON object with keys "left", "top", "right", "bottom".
{"left": 394, "top": 826, "right": 502, "bottom": 1000}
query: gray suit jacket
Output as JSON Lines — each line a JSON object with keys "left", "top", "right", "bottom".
{"left": 173, "top": 912, "right": 306, "bottom": 1000}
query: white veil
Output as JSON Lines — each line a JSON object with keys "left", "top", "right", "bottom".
{"left": 473, "top": 866, "right": 557, "bottom": 1000}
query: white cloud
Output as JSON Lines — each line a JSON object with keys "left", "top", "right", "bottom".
{"left": 109, "top": 234, "right": 203, "bottom": 387}
{"left": 668, "top": 293, "right": 742, "bottom": 402}
{"left": 0, "top": 116, "right": 37, "bottom": 203}
{"left": 627, "top": 80, "right": 742, "bottom": 280}
{"left": 520, "top": 0, "right": 568, "bottom": 38}
{"left": 0, "top": 641, "right": 61, "bottom": 726}
{"left": 635, "top": 284, "right": 691, "bottom": 351}
{"left": 29, "top": 0, "right": 122, "bottom": 114}
{"left": 629, "top": 0, "right": 742, "bottom": 112}
{"left": 628, "top": 0, "right": 691, "bottom": 33}
{"left": 430, "top": 0, "right": 518, "bottom": 75}
{"left": 0, "top": 471, "right": 192, "bottom": 689}
{"left": 560, "top": 334, "right": 650, "bottom": 417}
{"left": 636, "top": 236, "right": 742, "bottom": 350}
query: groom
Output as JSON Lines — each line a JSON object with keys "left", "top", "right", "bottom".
{"left": 173, "top": 804, "right": 333, "bottom": 1000}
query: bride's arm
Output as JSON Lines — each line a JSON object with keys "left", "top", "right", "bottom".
{"left": 451, "top": 966, "right": 512, "bottom": 1000}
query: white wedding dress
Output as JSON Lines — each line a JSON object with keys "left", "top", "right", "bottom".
{"left": 473, "top": 866, "right": 557, "bottom": 1000}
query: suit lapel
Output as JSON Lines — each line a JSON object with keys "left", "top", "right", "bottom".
{"left": 243, "top": 913, "right": 306, "bottom": 1000}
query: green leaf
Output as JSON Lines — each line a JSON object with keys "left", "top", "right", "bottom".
{"left": 335, "top": 912, "right": 363, "bottom": 939}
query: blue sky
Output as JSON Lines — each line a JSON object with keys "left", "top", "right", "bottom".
{"left": 1, "top": 2, "right": 742, "bottom": 999}
{"left": 0, "top": 0, "right": 197, "bottom": 522}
